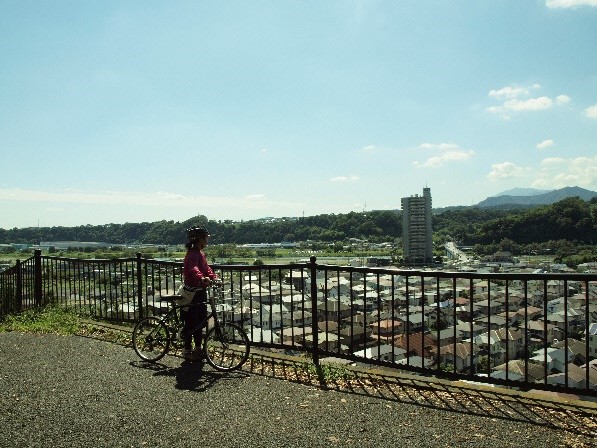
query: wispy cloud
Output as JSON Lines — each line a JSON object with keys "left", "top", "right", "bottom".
{"left": 556, "top": 95, "right": 571, "bottom": 105}
{"left": 487, "top": 156, "right": 597, "bottom": 190}
{"left": 583, "top": 104, "right": 597, "bottom": 119}
{"left": 0, "top": 188, "right": 298, "bottom": 211}
{"left": 329, "top": 175, "right": 359, "bottom": 182}
{"left": 545, "top": 0, "right": 597, "bottom": 8}
{"left": 533, "top": 156, "right": 597, "bottom": 189}
{"left": 486, "top": 83, "right": 570, "bottom": 119}
{"left": 414, "top": 143, "right": 474, "bottom": 168}
{"left": 245, "top": 194, "right": 267, "bottom": 201}
{"left": 537, "top": 139, "right": 555, "bottom": 149}
{"left": 362, "top": 145, "right": 376, "bottom": 152}
{"left": 487, "top": 162, "right": 528, "bottom": 181}
{"left": 488, "top": 84, "right": 540, "bottom": 99}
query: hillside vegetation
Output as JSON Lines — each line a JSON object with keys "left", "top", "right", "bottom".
{"left": 1, "top": 197, "right": 595, "bottom": 263}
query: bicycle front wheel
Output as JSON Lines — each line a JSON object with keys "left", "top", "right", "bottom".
{"left": 204, "top": 323, "right": 250, "bottom": 372}
{"left": 132, "top": 316, "right": 170, "bottom": 362}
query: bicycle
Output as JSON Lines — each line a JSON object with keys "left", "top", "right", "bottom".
{"left": 132, "top": 279, "right": 250, "bottom": 371}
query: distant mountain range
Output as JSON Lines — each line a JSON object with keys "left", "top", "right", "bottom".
{"left": 476, "top": 186, "right": 597, "bottom": 208}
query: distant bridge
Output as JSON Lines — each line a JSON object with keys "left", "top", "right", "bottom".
{"left": 444, "top": 241, "right": 470, "bottom": 264}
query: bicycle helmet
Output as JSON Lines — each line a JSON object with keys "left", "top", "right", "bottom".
{"left": 186, "top": 226, "right": 210, "bottom": 242}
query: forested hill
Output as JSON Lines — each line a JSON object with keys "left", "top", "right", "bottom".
{"left": 1, "top": 197, "right": 595, "bottom": 246}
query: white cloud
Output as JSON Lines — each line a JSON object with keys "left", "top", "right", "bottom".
{"left": 504, "top": 96, "right": 553, "bottom": 111}
{"left": 583, "top": 104, "right": 597, "bottom": 119}
{"left": 414, "top": 143, "right": 474, "bottom": 168}
{"left": 487, "top": 162, "right": 527, "bottom": 181}
{"left": 363, "top": 145, "right": 376, "bottom": 152}
{"left": 540, "top": 157, "right": 567, "bottom": 166}
{"left": 537, "top": 139, "right": 555, "bottom": 149}
{"left": 488, "top": 84, "right": 540, "bottom": 99}
{"left": 245, "top": 194, "right": 267, "bottom": 201}
{"left": 418, "top": 142, "right": 460, "bottom": 151}
{"left": 546, "top": 0, "right": 597, "bottom": 8}
{"left": 534, "top": 156, "right": 597, "bottom": 189}
{"left": 486, "top": 84, "right": 570, "bottom": 118}
{"left": 329, "top": 175, "right": 359, "bottom": 182}
{"left": 0, "top": 188, "right": 296, "bottom": 211}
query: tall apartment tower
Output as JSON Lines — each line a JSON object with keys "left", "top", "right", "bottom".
{"left": 401, "top": 187, "right": 433, "bottom": 265}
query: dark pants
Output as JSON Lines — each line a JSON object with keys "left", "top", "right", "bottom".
{"left": 181, "top": 289, "right": 207, "bottom": 350}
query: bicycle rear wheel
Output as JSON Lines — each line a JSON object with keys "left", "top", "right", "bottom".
{"left": 132, "top": 316, "right": 170, "bottom": 362}
{"left": 204, "top": 322, "right": 250, "bottom": 371}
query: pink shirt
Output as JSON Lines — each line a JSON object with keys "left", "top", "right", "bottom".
{"left": 183, "top": 248, "right": 216, "bottom": 288}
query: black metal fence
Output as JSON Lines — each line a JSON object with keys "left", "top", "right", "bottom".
{"left": 1, "top": 250, "right": 596, "bottom": 396}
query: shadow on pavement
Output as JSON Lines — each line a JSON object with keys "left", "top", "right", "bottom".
{"left": 244, "top": 352, "right": 596, "bottom": 442}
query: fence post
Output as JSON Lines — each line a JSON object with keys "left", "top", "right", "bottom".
{"left": 15, "top": 259, "right": 22, "bottom": 313}
{"left": 34, "top": 249, "right": 43, "bottom": 307}
{"left": 309, "top": 256, "right": 319, "bottom": 367}
{"left": 136, "top": 253, "right": 144, "bottom": 320}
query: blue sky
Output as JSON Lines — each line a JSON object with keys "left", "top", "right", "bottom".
{"left": 1, "top": 1, "right": 596, "bottom": 229}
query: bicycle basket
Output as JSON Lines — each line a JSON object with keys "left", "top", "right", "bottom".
{"left": 174, "top": 285, "right": 198, "bottom": 306}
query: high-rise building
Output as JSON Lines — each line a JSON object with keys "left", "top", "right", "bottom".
{"left": 401, "top": 187, "right": 433, "bottom": 265}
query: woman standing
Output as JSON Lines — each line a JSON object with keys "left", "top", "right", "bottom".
{"left": 181, "top": 226, "right": 217, "bottom": 361}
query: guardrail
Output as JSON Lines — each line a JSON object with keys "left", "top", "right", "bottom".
{"left": 1, "top": 250, "right": 596, "bottom": 396}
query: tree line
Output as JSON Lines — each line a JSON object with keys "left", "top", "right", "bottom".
{"left": 1, "top": 197, "right": 595, "bottom": 253}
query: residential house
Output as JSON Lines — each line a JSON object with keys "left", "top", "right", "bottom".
{"left": 455, "top": 321, "right": 486, "bottom": 340}
{"left": 303, "top": 331, "right": 340, "bottom": 352}
{"left": 526, "top": 320, "right": 556, "bottom": 344}
{"left": 280, "top": 294, "right": 311, "bottom": 313}
{"left": 254, "top": 304, "right": 290, "bottom": 331}
{"left": 546, "top": 280, "right": 566, "bottom": 299}
{"left": 491, "top": 359, "right": 546, "bottom": 383}
{"left": 369, "top": 319, "right": 404, "bottom": 341}
{"left": 353, "top": 344, "right": 407, "bottom": 364}
{"left": 317, "top": 297, "right": 352, "bottom": 322}
{"left": 248, "top": 327, "right": 280, "bottom": 344}
{"left": 394, "top": 332, "right": 436, "bottom": 360}
{"left": 438, "top": 342, "right": 479, "bottom": 374}
{"left": 473, "top": 314, "right": 508, "bottom": 331}
{"left": 395, "top": 312, "right": 426, "bottom": 334}
{"left": 325, "top": 282, "right": 352, "bottom": 299}
{"left": 473, "top": 299, "right": 505, "bottom": 317}
{"left": 530, "top": 347, "right": 576, "bottom": 374}
{"left": 546, "top": 363, "right": 597, "bottom": 390}
{"left": 509, "top": 306, "right": 543, "bottom": 327}
{"left": 338, "top": 325, "right": 371, "bottom": 352}
{"left": 278, "top": 326, "right": 312, "bottom": 346}
{"left": 540, "top": 310, "right": 583, "bottom": 339}
{"left": 429, "top": 326, "right": 458, "bottom": 349}
{"left": 426, "top": 301, "right": 456, "bottom": 328}
{"left": 499, "top": 290, "right": 525, "bottom": 312}
{"left": 351, "top": 295, "right": 380, "bottom": 313}
{"left": 552, "top": 338, "right": 588, "bottom": 365}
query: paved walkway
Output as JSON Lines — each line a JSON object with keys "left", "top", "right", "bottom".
{"left": 1, "top": 332, "right": 595, "bottom": 447}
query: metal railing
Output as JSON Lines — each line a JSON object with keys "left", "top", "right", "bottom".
{"left": 1, "top": 250, "right": 596, "bottom": 396}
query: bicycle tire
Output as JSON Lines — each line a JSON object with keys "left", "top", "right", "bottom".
{"left": 132, "top": 316, "right": 170, "bottom": 362}
{"left": 204, "top": 322, "right": 250, "bottom": 372}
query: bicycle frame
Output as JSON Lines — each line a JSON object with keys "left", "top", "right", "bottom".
{"left": 132, "top": 280, "right": 251, "bottom": 369}
{"left": 160, "top": 283, "right": 225, "bottom": 346}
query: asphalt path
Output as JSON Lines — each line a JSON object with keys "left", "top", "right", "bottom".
{"left": 1, "top": 332, "right": 594, "bottom": 448}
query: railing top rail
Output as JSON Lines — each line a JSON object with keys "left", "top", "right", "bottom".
{"left": 293, "top": 261, "right": 597, "bottom": 281}
{"left": 41, "top": 255, "right": 138, "bottom": 263}
{"left": 27, "top": 254, "right": 597, "bottom": 280}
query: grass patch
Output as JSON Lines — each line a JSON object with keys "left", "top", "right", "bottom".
{"left": 0, "top": 306, "right": 82, "bottom": 335}
{"left": 0, "top": 306, "right": 133, "bottom": 345}
{"left": 301, "top": 360, "right": 357, "bottom": 383}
